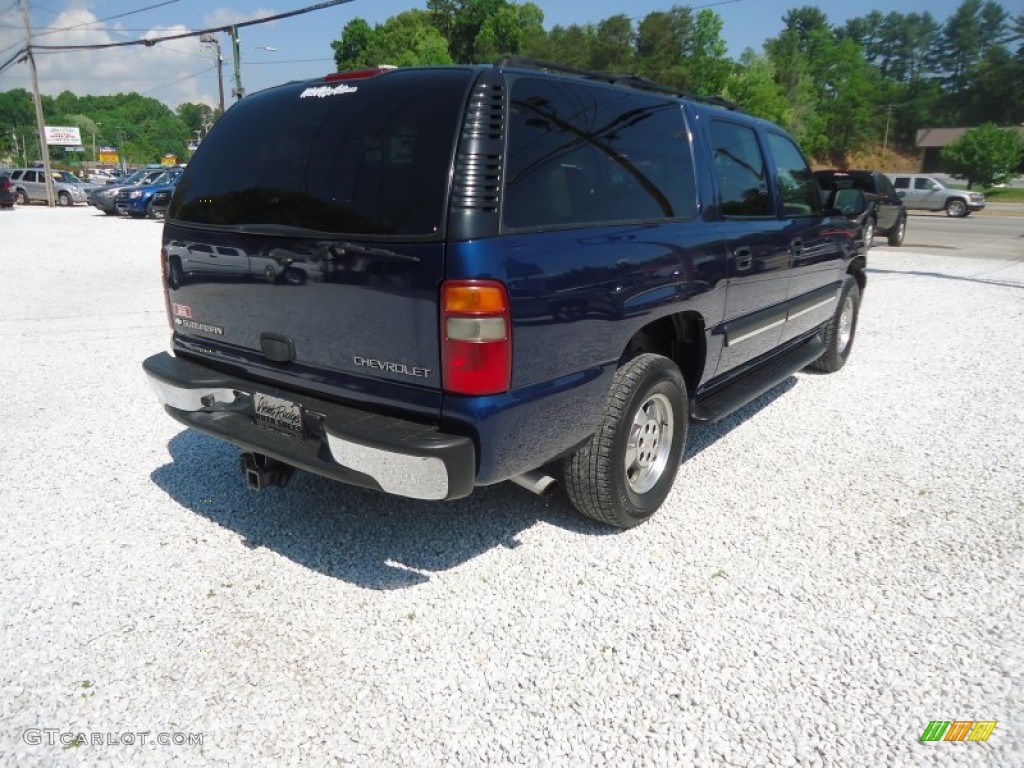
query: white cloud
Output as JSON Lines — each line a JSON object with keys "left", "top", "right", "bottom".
{"left": 0, "top": 6, "right": 220, "bottom": 108}
{"left": 202, "top": 7, "right": 278, "bottom": 31}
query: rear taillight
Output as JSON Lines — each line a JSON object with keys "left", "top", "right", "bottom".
{"left": 441, "top": 280, "right": 511, "bottom": 396}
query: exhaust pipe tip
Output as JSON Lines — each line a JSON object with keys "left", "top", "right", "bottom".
{"left": 510, "top": 470, "right": 557, "bottom": 497}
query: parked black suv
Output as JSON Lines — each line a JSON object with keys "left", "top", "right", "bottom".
{"left": 815, "top": 169, "right": 906, "bottom": 248}
{"left": 144, "top": 60, "right": 867, "bottom": 528}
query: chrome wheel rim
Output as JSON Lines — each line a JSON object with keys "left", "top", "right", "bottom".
{"left": 896, "top": 217, "right": 905, "bottom": 242}
{"left": 863, "top": 220, "right": 874, "bottom": 247}
{"left": 948, "top": 201, "right": 965, "bottom": 217}
{"left": 625, "top": 393, "right": 674, "bottom": 495}
{"left": 838, "top": 296, "right": 854, "bottom": 352}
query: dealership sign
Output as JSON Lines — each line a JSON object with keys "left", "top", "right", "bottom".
{"left": 44, "top": 126, "right": 83, "bottom": 146}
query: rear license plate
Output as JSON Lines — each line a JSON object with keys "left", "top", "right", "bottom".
{"left": 253, "top": 393, "right": 303, "bottom": 437}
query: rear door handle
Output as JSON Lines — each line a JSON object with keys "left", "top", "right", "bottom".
{"left": 734, "top": 246, "right": 753, "bottom": 271}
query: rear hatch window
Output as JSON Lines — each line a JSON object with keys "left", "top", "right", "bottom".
{"left": 169, "top": 68, "right": 475, "bottom": 238}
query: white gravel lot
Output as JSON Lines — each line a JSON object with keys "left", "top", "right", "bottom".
{"left": 0, "top": 205, "right": 1021, "bottom": 767}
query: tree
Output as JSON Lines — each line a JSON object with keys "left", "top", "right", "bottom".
{"left": 943, "top": 123, "right": 1024, "bottom": 188}
{"left": 723, "top": 50, "right": 787, "bottom": 124}
{"left": 332, "top": 11, "right": 453, "bottom": 71}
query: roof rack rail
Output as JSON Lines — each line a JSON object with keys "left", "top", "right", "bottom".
{"left": 494, "top": 56, "right": 742, "bottom": 112}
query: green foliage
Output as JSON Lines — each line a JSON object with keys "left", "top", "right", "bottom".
{"left": 0, "top": 89, "right": 209, "bottom": 166}
{"left": 332, "top": 11, "right": 453, "bottom": 70}
{"left": 942, "top": 123, "right": 1024, "bottom": 187}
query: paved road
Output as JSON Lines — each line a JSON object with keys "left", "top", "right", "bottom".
{"left": 895, "top": 211, "right": 1024, "bottom": 261}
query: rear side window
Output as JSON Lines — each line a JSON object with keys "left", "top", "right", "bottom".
{"left": 765, "top": 132, "right": 819, "bottom": 216}
{"left": 504, "top": 77, "right": 697, "bottom": 230}
{"left": 170, "top": 69, "right": 473, "bottom": 237}
{"left": 709, "top": 120, "right": 772, "bottom": 217}
{"left": 892, "top": 177, "right": 909, "bottom": 189}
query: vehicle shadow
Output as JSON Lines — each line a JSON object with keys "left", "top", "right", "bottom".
{"left": 150, "top": 430, "right": 613, "bottom": 590}
{"left": 683, "top": 377, "right": 797, "bottom": 461}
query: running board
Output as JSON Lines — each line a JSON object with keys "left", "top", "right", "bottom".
{"left": 690, "top": 336, "right": 825, "bottom": 424}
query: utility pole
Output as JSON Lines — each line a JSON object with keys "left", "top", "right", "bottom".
{"left": 20, "top": 0, "right": 54, "bottom": 207}
{"left": 200, "top": 33, "right": 226, "bottom": 114}
{"left": 230, "top": 26, "right": 244, "bottom": 100}
{"left": 881, "top": 104, "right": 894, "bottom": 170}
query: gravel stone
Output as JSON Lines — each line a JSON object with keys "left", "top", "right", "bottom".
{"left": 0, "top": 206, "right": 1021, "bottom": 766}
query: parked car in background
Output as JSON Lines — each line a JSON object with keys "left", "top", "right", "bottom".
{"left": 815, "top": 169, "right": 906, "bottom": 247}
{"left": 887, "top": 173, "right": 985, "bottom": 217}
{"left": 88, "top": 169, "right": 169, "bottom": 215}
{"left": 8, "top": 168, "right": 90, "bottom": 206}
{"left": 148, "top": 186, "right": 174, "bottom": 219}
{"left": 0, "top": 172, "right": 15, "bottom": 209}
{"left": 115, "top": 169, "right": 183, "bottom": 218}
{"left": 87, "top": 168, "right": 118, "bottom": 185}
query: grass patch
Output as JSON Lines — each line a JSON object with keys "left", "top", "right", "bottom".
{"left": 981, "top": 187, "right": 1024, "bottom": 202}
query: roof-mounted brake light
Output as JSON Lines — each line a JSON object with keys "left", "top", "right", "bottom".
{"left": 323, "top": 66, "right": 397, "bottom": 83}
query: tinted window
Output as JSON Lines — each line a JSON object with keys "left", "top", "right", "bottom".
{"left": 709, "top": 120, "right": 772, "bottom": 217}
{"left": 914, "top": 177, "right": 933, "bottom": 190}
{"left": 504, "top": 77, "right": 697, "bottom": 229}
{"left": 892, "top": 176, "right": 909, "bottom": 189}
{"left": 878, "top": 174, "right": 897, "bottom": 197}
{"left": 765, "top": 132, "right": 819, "bottom": 216}
{"left": 170, "top": 70, "right": 473, "bottom": 236}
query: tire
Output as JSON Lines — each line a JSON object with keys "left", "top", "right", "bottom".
{"left": 265, "top": 265, "right": 278, "bottom": 283}
{"left": 57, "top": 191, "right": 71, "bottom": 207}
{"left": 103, "top": 208, "right": 118, "bottom": 216}
{"left": 887, "top": 214, "right": 906, "bottom": 246}
{"left": 168, "top": 258, "right": 184, "bottom": 289}
{"left": 945, "top": 199, "right": 967, "bottom": 217}
{"left": 563, "top": 353, "right": 688, "bottom": 529}
{"left": 861, "top": 217, "right": 875, "bottom": 249}
{"left": 809, "top": 276, "right": 861, "bottom": 373}
{"left": 146, "top": 200, "right": 157, "bottom": 219}
{"left": 16, "top": 189, "right": 27, "bottom": 205}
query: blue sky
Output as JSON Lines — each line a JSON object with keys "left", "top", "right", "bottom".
{"left": 0, "top": 0, "right": 1015, "bottom": 108}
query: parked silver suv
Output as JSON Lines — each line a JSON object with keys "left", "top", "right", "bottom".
{"left": 887, "top": 173, "right": 985, "bottom": 217}
{"left": 8, "top": 168, "right": 90, "bottom": 206}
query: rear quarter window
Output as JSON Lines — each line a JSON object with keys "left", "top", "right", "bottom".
{"left": 503, "top": 77, "right": 697, "bottom": 230}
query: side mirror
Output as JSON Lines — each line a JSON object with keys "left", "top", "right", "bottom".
{"left": 827, "top": 187, "right": 868, "bottom": 218}
{"left": 931, "top": 183, "right": 942, "bottom": 191}
{"left": 896, "top": 190, "right": 906, "bottom": 198}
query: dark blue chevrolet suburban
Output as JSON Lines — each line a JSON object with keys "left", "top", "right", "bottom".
{"left": 143, "top": 60, "right": 866, "bottom": 528}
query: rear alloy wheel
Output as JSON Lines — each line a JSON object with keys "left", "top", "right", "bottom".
{"left": 563, "top": 353, "right": 687, "bottom": 529}
{"left": 57, "top": 191, "right": 71, "bottom": 207}
{"left": 809, "top": 275, "right": 861, "bottom": 373}
{"left": 16, "top": 189, "right": 27, "bottom": 205}
{"left": 861, "top": 217, "right": 875, "bottom": 249}
{"left": 945, "top": 199, "right": 967, "bottom": 218}
{"left": 887, "top": 214, "right": 906, "bottom": 246}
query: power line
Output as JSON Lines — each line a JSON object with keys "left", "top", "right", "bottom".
{"left": 21, "top": 0, "right": 182, "bottom": 42}
{"left": 31, "top": 0, "right": 356, "bottom": 51}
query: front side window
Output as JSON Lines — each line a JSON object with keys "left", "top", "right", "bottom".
{"left": 892, "top": 177, "right": 909, "bottom": 189}
{"left": 171, "top": 69, "right": 473, "bottom": 237}
{"left": 709, "top": 120, "right": 772, "bottom": 217}
{"left": 504, "top": 77, "right": 697, "bottom": 230}
{"left": 765, "top": 132, "right": 819, "bottom": 216}
{"left": 914, "top": 177, "right": 935, "bottom": 190}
